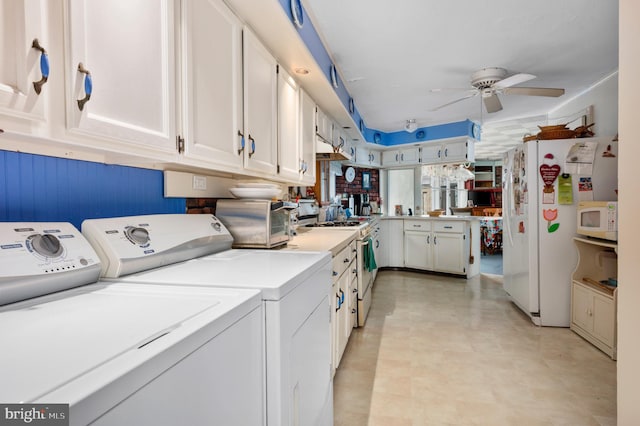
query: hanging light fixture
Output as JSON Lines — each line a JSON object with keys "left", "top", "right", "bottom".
{"left": 404, "top": 119, "right": 418, "bottom": 133}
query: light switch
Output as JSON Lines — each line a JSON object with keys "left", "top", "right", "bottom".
{"left": 193, "top": 175, "right": 207, "bottom": 191}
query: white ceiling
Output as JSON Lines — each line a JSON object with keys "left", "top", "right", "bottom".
{"left": 302, "top": 0, "right": 619, "bottom": 159}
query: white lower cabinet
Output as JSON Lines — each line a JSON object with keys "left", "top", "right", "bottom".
{"left": 572, "top": 282, "right": 615, "bottom": 351}
{"left": 331, "top": 239, "right": 356, "bottom": 375}
{"left": 402, "top": 219, "right": 467, "bottom": 275}
{"left": 386, "top": 220, "right": 405, "bottom": 267}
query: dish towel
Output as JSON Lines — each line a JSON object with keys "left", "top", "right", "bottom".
{"left": 364, "top": 237, "right": 377, "bottom": 271}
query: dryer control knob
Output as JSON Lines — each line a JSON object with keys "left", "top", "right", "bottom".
{"left": 28, "top": 233, "right": 63, "bottom": 258}
{"left": 124, "top": 226, "right": 150, "bottom": 245}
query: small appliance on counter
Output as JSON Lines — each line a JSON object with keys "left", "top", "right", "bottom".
{"left": 216, "top": 199, "right": 296, "bottom": 248}
{"left": 576, "top": 201, "right": 618, "bottom": 241}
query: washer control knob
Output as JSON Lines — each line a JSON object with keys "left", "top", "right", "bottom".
{"left": 29, "top": 233, "right": 63, "bottom": 258}
{"left": 212, "top": 222, "right": 222, "bottom": 232}
{"left": 124, "top": 226, "right": 150, "bottom": 245}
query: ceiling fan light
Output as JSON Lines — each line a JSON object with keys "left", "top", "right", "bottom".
{"left": 405, "top": 119, "right": 418, "bottom": 133}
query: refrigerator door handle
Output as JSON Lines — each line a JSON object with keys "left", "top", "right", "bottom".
{"left": 504, "top": 160, "right": 515, "bottom": 248}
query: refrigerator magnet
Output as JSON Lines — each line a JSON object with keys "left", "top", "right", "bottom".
{"left": 543, "top": 209, "right": 559, "bottom": 233}
{"left": 558, "top": 174, "right": 573, "bottom": 205}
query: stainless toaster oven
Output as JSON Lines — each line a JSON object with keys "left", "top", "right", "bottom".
{"left": 215, "top": 199, "right": 293, "bottom": 248}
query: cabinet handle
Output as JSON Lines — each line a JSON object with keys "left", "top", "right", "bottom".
{"left": 438, "top": 149, "right": 441, "bottom": 158}
{"left": 76, "top": 63, "right": 92, "bottom": 111}
{"left": 353, "top": 288, "right": 358, "bottom": 293}
{"left": 248, "top": 135, "right": 256, "bottom": 158}
{"left": 352, "top": 268, "right": 357, "bottom": 275}
{"left": 332, "top": 271, "right": 338, "bottom": 276}
{"left": 340, "top": 289, "right": 345, "bottom": 304}
{"left": 401, "top": 153, "right": 404, "bottom": 161}
{"left": 32, "top": 39, "right": 49, "bottom": 95}
{"left": 336, "top": 293, "right": 341, "bottom": 311}
{"left": 375, "top": 240, "right": 379, "bottom": 248}
{"left": 395, "top": 153, "right": 399, "bottom": 161}
{"left": 352, "top": 308, "right": 357, "bottom": 314}
{"left": 444, "top": 226, "right": 453, "bottom": 229}
{"left": 427, "top": 235, "right": 430, "bottom": 244}
{"left": 344, "top": 258, "right": 350, "bottom": 263}
{"left": 237, "top": 131, "right": 245, "bottom": 154}
{"left": 434, "top": 236, "right": 437, "bottom": 245}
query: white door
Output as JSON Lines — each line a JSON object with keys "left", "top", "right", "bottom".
{"left": 421, "top": 144, "right": 443, "bottom": 164}
{"left": 180, "top": 0, "right": 243, "bottom": 171}
{"left": 399, "top": 147, "right": 421, "bottom": 164}
{"left": 433, "top": 232, "right": 465, "bottom": 274}
{"left": 442, "top": 140, "right": 472, "bottom": 162}
{"left": 382, "top": 150, "right": 400, "bottom": 166}
{"left": 299, "top": 89, "right": 316, "bottom": 185}
{"left": 386, "top": 220, "right": 405, "bottom": 267}
{"left": 65, "top": 0, "right": 176, "bottom": 152}
{"left": 277, "top": 67, "right": 300, "bottom": 181}
{"left": 404, "top": 231, "right": 430, "bottom": 269}
{"left": 0, "top": 0, "right": 46, "bottom": 122}
{"left": 243, "top": 28, "right": 277, "bottom": 175}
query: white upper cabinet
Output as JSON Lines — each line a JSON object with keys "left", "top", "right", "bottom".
{"left": 355, "top": 146, "right": 381, "bottom": 167}
{"left": 421, "top": 138, "right": 475, "bottom": 164}
{"left": 299, "top": 89, "right": 316, "bottom": 186}
{"left": 382, "top": 146, "right": 421, "bottom": 167}
{"left": 277, "top": 66, "right": 300, "bottom": 181}
{"left": 242, "top": 28, "right": 277, "bottom": 175}
{"left": 315, "top": 106, "right": 331, "bottom": 143}
{"left": 0, "top": 0, "right": 47, "bottom": 124}
{"left": 180, "top": 0, "right": 243, "bottom": 171}
{"left": 64, "top": 0, "right": 177, "bottom": 153}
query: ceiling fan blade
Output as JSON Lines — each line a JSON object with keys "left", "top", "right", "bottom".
{"left": 430, "top": 88, "right": 476, "bottom": 93}
{"left": 483, "top": 93, "right": 503, "bottom": 113}
{"left": 430, "top": 92, "right": 478, "bottom": 111}
{"left": 492, "top": 73, "right": 536, "bottom": 89}
{"left": 502, "top": 87, "right": 565, "bottom": 97}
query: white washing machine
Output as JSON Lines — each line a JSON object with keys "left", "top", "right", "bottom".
{"left": 0, "top": 222, "right": 264, "bottom": 426}
{"left": 81, "top": 214, "right": 334, "bottom": 426}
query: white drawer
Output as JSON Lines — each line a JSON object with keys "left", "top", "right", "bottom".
{"left": 403, "top": 220, "right": 431, "bottom": 231}
{"left": 332, "top": 241, "right": 355, "bottom": 281}
{"left": 433, "top": 221, "right": 464, "bottom": 233}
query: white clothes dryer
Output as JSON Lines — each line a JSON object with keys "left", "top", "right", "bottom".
{"left": 82, "top": 214, "right": 334, "bottom": 426}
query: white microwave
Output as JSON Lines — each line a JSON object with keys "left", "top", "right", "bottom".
{"left": 576, "top": 201, "right": 618, "bottom": 241}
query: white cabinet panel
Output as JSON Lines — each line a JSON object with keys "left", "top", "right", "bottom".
{"left": 299, "top": 89, "right": 316, "bottom": 185}
{"left": 65, "top": 0, "right": 176, "bottom": 152}
{"left": 277, "top": 67, "right": 300, "bottom": 181}
{"left": 404, "top": 230, "right": 432, "bottom": 270}
{"left": 355, "top": 146, "right": 381, "bottom": 167}
{"left": 0, "top": 0, "right": 46, "bottom": 123}
{"left": 181, "top": 0, "right": 243, "bottom": 170}
{"left": 382, "top": 146, "right": 420, "bottom": 167}
{"left": 433, "top": 232, "right": 465, "bottom": 274}
{"left": 243, "top": 28, "right": 277, "bottom": 175}
{"left": 421, "top": 138, "right": 474, "bottom": 165}
{"left": 386, "top": 220, "right": 405, "bottom": 267}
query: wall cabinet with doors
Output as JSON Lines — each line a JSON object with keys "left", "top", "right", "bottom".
{"left": 355, "top": 145, "right": 382, "bottom": 168}
{"left": 571, "top": 237, "right": 618, "bottom": 359}
{"left": 382, "top": 146, "right": 421, "bottom": 167}
{"left": 0, "top": 0, "right": 48, "bottom": 129}
{"left": 421, "top": 137, "right": 475, "bottom": 165}
{"left": 179, "top": 0, "right": 244, "bottom": 172}
{"left": 315, "top": 105, "right": 331, "bottom": 143}
{"left": 298, "top": 88, "right": 316, "bottom": 186}
{"left": 62, "top": 0, "right": 178, "bottom": 154}
{"left": 276, "top": 66, "right": 300, "bottom": 181}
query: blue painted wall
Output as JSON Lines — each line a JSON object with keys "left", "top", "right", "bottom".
{"left": 0, "top": 150, "right": 186, "bottom": 229}
{"left": 278, "top": 0, "right": 476, "bottom": 145}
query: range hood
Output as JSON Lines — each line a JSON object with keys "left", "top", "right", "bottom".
{"left": 316, "top": 137, "right": 351, "bottom": 161}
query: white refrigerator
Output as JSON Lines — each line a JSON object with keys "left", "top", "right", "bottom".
{"left": 502, "top": 137, "right": 618, "bottom": 326}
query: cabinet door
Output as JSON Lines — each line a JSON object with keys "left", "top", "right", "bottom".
{"left": 335, "top": 270, "right": 349, "bottom": 366}
{"left": 443, "top": 140, "right": 473, "bottom": 162}
{"left": 277, "top": 67, "right": 300, "bottom": 181}
{"left": 377, "top": 220, "right": 389, "bottom": 267}
{"left": 181, "top": 0, "right": 243, "bottom": 170}
{"left": 420, "top": 144, "right": 442, "bottom": 164}
{"left": 387, "top": 220, "right": 405, "bottom": 267}
{"left": 355, "top": 146, "right": 370, "bottom": 166}
{"left": 299, "top": 89, "right": 316, "bottom": 186}
{"left": 593, "top": 293, "right": 615, "bottom": 347}
{"left": 315, "top": 106, "right": 331, "bottom": 142}
{"left": 572, "top": 283, "right": 594, "bottom": 332}
{"left": 369, "top": 150, "right": 381, "bottom": 167}
{"left": 0, "top": 0, "right": 46, "bottom": 122}
{"left": 399, "top": 147, "right": 420, "bottom": 164}
{"left": 243, "top": 28, "right": 277, "bottom": 175}
{"left": 381, "top": 150, "right": 400, "bottom": 166}
{"left": 404, "top": 231, "right": 431, "bottom": 270}
{"left": 65, "top": 0, "right": 176, "bottom": 152}
{"left": 433, "top": 232, "right": 465, "bottom": 274}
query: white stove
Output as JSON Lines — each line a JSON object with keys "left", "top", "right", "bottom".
{"left": 81, "top": 214, "right": 334, "bottom": 426}
{"left": 0, "top": 221, "right": 264, "bottom": 426}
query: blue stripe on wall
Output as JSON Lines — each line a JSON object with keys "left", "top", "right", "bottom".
{"left": 0, "top": 150, "right": 186, "bottom": 229}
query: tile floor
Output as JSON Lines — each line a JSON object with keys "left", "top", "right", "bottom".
{"left": 333, "top": 270, "right": 616, "bottom": 426}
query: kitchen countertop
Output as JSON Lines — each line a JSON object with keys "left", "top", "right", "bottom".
{"left": 282, "top": 227, "right": 358, "bottom": 256}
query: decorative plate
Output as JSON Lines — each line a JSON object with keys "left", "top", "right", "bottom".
{"left": 472, "top": 123, "right": 481, "bottom": 139}
{"left": 290, "top": 0, "right": 304, "bottom": 28}
{"left": 349, "top": 98, "right": 354, "bottom": 115}
{"left": 330, "top": 64, "right": 338, "bottom": 88}
{"left": 373, "top": 132, "right": 381, "bottom": 143}
{"left": 345, "top": 167, "right": 356, "bottom": 183}
{"left": 416, "top": 130, "right": 426, "bottom": 139}
{"left": 359, "top": 119, "right": 365, "bottom": 133}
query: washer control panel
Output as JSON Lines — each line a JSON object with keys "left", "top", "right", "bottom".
{"left": 81, "top": 214, "right": 234, "bottom": 278}
{"left": 0, "top": 223, "right": 100, "bottom": 276}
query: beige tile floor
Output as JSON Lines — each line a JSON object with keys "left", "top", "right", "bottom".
{"left": 333, "top": 270, "right": 616, "bottom": 426}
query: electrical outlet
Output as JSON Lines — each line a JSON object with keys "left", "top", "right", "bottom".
{"left": 192, "top": 175, "right": 207, "bottom": 191}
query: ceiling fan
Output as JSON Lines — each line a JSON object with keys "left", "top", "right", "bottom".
{"left": 431, "top": 67, "right": 565, "bottom": 113}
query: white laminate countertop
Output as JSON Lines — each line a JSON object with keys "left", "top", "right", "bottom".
{"left": 281, "top": 227, "right": 358, "bottom": 257}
